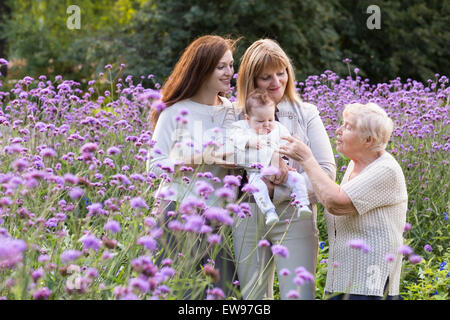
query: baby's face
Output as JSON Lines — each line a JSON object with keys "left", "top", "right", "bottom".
{"left": 246, "top": 105, "right": 276, "bottom": 135}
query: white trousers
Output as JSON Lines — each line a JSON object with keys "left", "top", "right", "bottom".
{"left": 248, "top": 171, "right": 310, "bottom": 215}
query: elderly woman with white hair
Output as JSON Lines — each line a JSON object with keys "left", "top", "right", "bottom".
{"left": 279, "top": 102, "right": 408, "bottom": 300}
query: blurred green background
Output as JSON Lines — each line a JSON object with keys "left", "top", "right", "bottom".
{"left": 0, "top": 0, "right": 448, "bottom": 86}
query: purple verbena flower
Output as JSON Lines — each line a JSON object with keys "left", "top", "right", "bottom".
{"left": 104, "top": 220, "right": 121, "bottom": 233}
{"left": 33, "top": 287, "right": 51, "bottom": 300}
{"left": 80, "top": 233, "right": 102, "bottom": 251}
{"left": 130, "top": 197, "right": 149, "bottom": 210}
{"left": 60, "top": 249, "right": 82, "bottom": 263}
{"left": 271, "top": 244, "right": 289, "bottom": 258}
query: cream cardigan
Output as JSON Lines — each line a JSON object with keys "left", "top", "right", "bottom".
{"left": 324, "top": 152, "right": 408, "bottom": 296}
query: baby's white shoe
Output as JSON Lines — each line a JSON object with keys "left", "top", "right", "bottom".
{"left": 265, "top": 210, "right": 279, "bottom": 226}
{"left": 297, "top": 205, "right": 312, "bottom": 219}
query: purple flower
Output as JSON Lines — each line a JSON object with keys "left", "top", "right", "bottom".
{"left": 60, "top": 249, "right": 82, "bottom": 263}
{"left": 38, "top": 254, "right": 50, "bottom": 263}
{"left": 64, "top": 173, "right": 79, "bottom": 184}
{"left": 40, "top": 147, "right": 57, "bottom": 158}
{"left": 0, "top": 197, "right": 13, "bottom": 207}
{"left": 130, "top": 197, "right": 149, "bottom": 210}
{"left": 168, "top": 220, "right": 183, "bottom": 231}
{"left": 294, "top": 266, "right": 314, "bottom": 284}
{"left": 385, "top": 253, "right": 396, "bottom": 262}
{"left": 241, "top": 183, "right": 259, "bottom": 194}
{"left": 107, "top": 147, "right": 121, "bottom": 155}
{"left": 424, "top": 244, "right": 432, "bottom": 252}
{"left": 69, "top": 187, "right": 84, "bottom": 199}
{"left": 87, "top": 203, "right": 106, "bottom": 216}
{"left": 183, "top": 214, "right": 205, "bottom": 233}
{"left": 223, "top": 175, "right": 241, "bottom": 187}
{"left": 137, "top": 236, "right": 157, "bottom": 251}
{"left": 80, "top": 234, "right": 102, "bottom": 251}
{"left": 80, "top": 142, "right": 98, "bottom": 154}
{"left": 11, "top": 158, "right": 29, "bottom": 172}
{"left": 33, "top": 287, "right": 51, "bottom": 300}
{"left": 104, "top": 220, "right": 121, "bottom": 233}
{"left": 207, "top": 234, "right": 222, "bottom": 244}
{"left": 179, "top": 197, "right": 205, "bottom": 215}
{"left": 403, "top": 223, "right": 412, "bottom": 232}
{"left": 348, "top": 239, "right": 370, "bottom": 253}
{"left": 286, "top": 290, "right": 300, "bottom": 299}
{"left": 261, "top": 166, "right": 280, "bottom": 176}
{"left": 206, "top": 287, "right": 225, "bottom": 300}
{"left": 409, "top": 254, "right": 422, "bottom": 264}
{"left": 214, "top": 187, "right": 235, "bottom": 201}
{"left": 280, "top": 268, "right": 291, "bottom": 276}
{"left": 0, "top": 58, "right": 9, "bottom": 66}
{"left": 31, "top": 267, "right": 45, "bottom": 282}
{"left": 0, "top": 237, "right": 27, "bottom": 269}
{"left": 45, "top": 218, "right": 59, "bottom": 228}
{"left": 129, "top": 277, "right": 150, "bottom": 293}
{"left": 258, "top": 239, "right": 270, "bottom": 247}
{"left": 398, "top": 244, "right": 413, "bottom": 256}
{"left": 271, "top": 244, "right": 289, "bottom": 258}
{"left": 204, "top": 207, "right": 233, "bottom": 226}
{"left": 195, "top": 181, "right": 214, "bottom": 198}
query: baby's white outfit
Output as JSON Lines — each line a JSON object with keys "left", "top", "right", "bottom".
{"left": 229, "top": 120, "right": 312, "bottom": 225}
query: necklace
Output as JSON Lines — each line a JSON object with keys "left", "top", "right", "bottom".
{"left": 211, "top": 96, "right": 223, "bottom": 123}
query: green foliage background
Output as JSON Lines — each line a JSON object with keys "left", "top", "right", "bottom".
{"left": 1, "top": 0, "right": 449, "bottom": 85}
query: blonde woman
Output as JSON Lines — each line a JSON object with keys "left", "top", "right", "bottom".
{"left": 233, "top": 39, "right": 336, "bottom": 300}
{"left": 279, "top": 103, "right": 407, "bottom": 300}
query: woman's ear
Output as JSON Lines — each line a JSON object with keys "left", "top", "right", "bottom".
{"left": 365, "top": 136, "right": 373, "bottom": 147}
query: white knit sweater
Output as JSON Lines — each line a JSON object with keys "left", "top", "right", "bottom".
{"left": 324, "top": 152, "right": 408, "bottom": 296}
{"left": 147, "top": 96, "right": 238, "bottom": 205}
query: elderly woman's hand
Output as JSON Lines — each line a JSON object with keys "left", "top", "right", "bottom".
{"left": 279, "top": 136, "right": 314, "bottom": 164}
{"left": 267, "top": 151, "right": 289, "bottom": 185}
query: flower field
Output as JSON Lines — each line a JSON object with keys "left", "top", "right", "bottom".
{"left": 0, "top": 59, "right": 448, "bottom": 300}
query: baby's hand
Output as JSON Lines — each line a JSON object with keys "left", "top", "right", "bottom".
{"left": 247, "top": 137, "right": 262, "bottom": 149}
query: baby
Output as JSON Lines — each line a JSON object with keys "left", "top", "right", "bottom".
{"left": 230, "top": 89, "right": 312, "bottom": 225}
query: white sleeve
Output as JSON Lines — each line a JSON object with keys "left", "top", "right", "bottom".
{"left": 277, "top": 123, "right": 292, "bottom": 147}
{"left": 147, "top": 109, "right": 194, "bottom": 175}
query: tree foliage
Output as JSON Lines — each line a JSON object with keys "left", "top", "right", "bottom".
{"left": 1, "top": 0, "right": 449, "bottom": 84}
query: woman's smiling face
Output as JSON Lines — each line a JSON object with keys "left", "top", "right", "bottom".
{"left": 203, "top": 50, "right": 234, "bottom": 94}
{"left": 255, "top": 67, "right": 288, "bottom": 104}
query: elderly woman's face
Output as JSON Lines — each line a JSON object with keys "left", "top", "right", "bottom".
{"left": 255, "top": 67, "right": 288, "bottom": 104}
{"left": 336, "top": 114, "right": 366, "bottom": 158}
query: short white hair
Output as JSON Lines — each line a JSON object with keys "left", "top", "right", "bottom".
{"left": 343, "top": 103, "right": 394, "bottom": 151}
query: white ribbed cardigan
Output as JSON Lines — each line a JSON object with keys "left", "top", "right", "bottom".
{"left": 324, "top": 152, "right": 408, "bottom": 296}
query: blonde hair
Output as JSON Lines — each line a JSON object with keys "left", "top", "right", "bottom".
{"left": 343, "top": 103, "right": 394, "bottom": 151}
{"left": 237, "top": 39, "right": 297, "bottom": 109}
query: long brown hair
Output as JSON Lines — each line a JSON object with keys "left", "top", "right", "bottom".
{"left": 150, "top": 35, "right": 237, "bottom": 128}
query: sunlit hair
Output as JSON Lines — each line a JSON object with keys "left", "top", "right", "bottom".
{"left": 150, "top": 35, "right": 237, "bottom": 128}
{"left": 343, "top": 103, "right": 394, "bottom": 151}
{"left": 245, "top": 88, "right": 276, "bottom": 116}
{"left": 237, "top": 39, "right": 297, "bottom": 109}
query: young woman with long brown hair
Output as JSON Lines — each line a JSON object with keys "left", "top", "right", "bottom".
{"left": 147, "top": 35, "right": 239, "bottom": 298}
